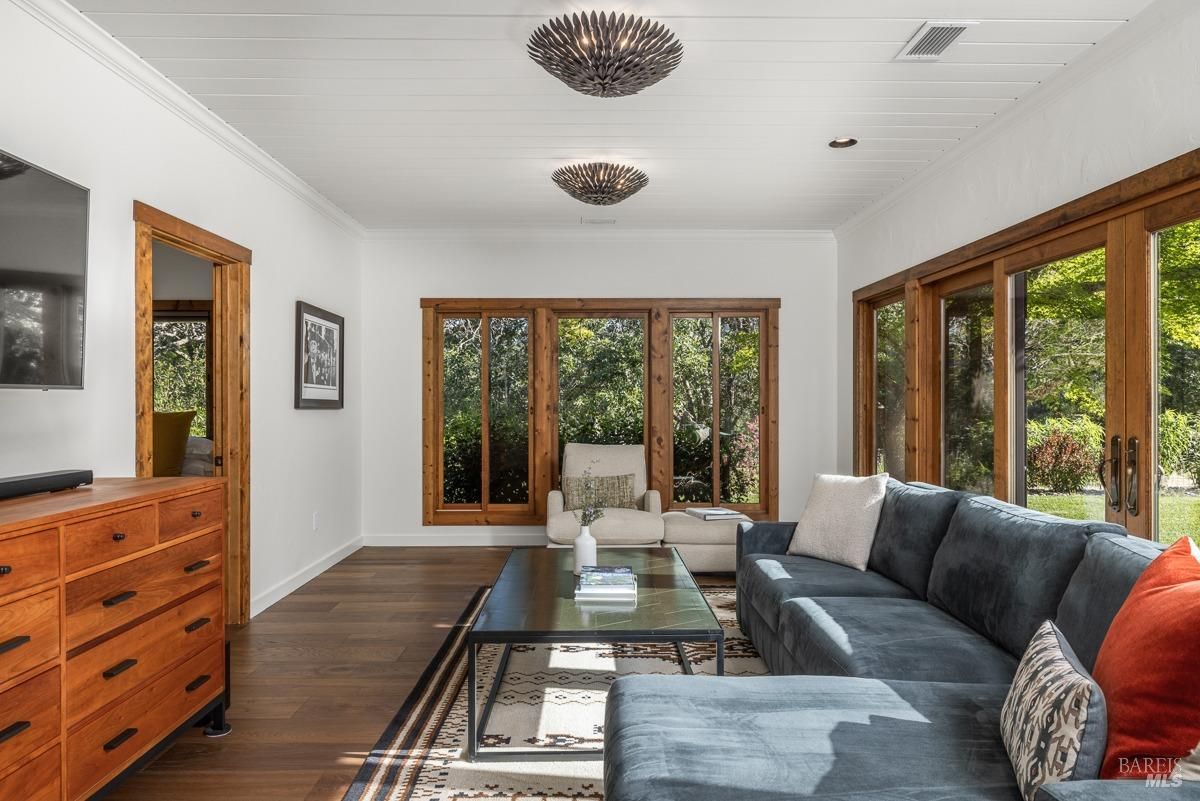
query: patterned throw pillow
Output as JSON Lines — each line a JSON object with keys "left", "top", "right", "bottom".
{"left": 1001, "top": 620, "right": 1107, "bottom": 801}
{"left": 562, "top": 473, "right": 636, "bottom": 512}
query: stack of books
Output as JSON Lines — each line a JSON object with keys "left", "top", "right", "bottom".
{"left": 575, "top": 565, "right": 637, "bottom": 603}
{"left": 685, "top": 507, "right": 744, "bottom": 521}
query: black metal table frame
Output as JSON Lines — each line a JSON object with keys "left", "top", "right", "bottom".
{"left": 466, "top": 629, "right": 725, "bottom": 762}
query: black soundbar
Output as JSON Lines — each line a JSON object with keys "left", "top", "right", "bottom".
{"left": 0, "top": 470, "right": 93, "bottom": 502}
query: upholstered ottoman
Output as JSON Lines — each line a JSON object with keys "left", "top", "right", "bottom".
{"left": 661, "top": 511, "right": 748, "bottom": 573}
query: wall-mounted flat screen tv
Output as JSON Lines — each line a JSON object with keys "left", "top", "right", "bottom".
{"left": 0, "top": 150, "right": 88, "bottom": 389}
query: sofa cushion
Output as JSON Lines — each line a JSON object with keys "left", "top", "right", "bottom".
{"left": 1036, "top": 780, "right": 1200, "bottom": 801}
{"left": 787, "top": 473, "right": 889, "bottom": 570}
{"left": 1055, "top": 531, "right": 1161, "bottom": 672}
{"left": 927, "top": 496, "right": 1109, "bottom": 657}
{"left": 868, "top": 479, "right": 963, "bottom": 598}
{"left": 777, "top": 596, "right": 1018, "bottom": 683}
{"left": 1001, "top": 621, "right": 1107, "bottom": 801}
{"left": 604, "top": 674, "right": 1019, "bottom": 801}
{"left": 1093, "top": 537, "right": 1200, "bottom": 780}
{"left": 545, "top": 508, "right": 663, "bottom": 545}
{"left": 561, "top": 472, "right": 636, "bottom": 511}
{"left": 738, "top": 553, "right": 914, "bottom": 632}
{"left": 562, "top": 443, "right": 647, "bottom": 506}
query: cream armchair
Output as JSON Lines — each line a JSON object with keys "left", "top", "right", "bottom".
{"left": 546, "top": 443, "right": 664, "bottom": 546}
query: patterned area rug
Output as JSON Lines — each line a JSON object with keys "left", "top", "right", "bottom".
{"left": 343, "top": 586, "right": 765, "bottom": 801}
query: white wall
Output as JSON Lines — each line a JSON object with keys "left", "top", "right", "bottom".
{"left": 152, "top": 242, "right": 212, "bottom": 301}
{"left": 833, "top": 0, "right": 1200, "bottom": 472}
{"left": 0, "top": 0, "right": 364, "bottom": 616}
{"left": 360, "top": 231, "right": 839, "bottom": 545}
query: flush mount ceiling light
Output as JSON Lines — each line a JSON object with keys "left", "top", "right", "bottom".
{"left": 552, "top": 163, "right": 648, "bottom": 205}
{"left": 528, "top": 11, "right": 683, "bottom": 97}
{"left": 828, "top": 137, "right": 859, "bottom": 149}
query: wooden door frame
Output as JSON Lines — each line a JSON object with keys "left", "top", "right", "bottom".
{"left": 133, "top": 201, "right": 252, "bottom": 625}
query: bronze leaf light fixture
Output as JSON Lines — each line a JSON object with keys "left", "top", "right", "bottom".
{"left": 528, "top": 11, "right": 684, "bottom": 98}
{"left": 552, "top": 162, "right": 649, "bottom": 205}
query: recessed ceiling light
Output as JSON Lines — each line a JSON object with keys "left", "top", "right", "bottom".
{"left": 829, "top": 137, "right": 859, "bottom": 149}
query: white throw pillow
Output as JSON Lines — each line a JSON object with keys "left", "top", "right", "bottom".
{"left": 786, "top": 473, "right": 888, "bottom": 570}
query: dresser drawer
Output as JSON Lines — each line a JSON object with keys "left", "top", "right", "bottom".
{"left": 0, "top": 667, "right": 59, "bottom": 776}
{"left": 0, "top": 589, "right": 59, "bottom": 684}
{"left": 65, "top": 530, "right": 222, "bottom": 650}
{"left": 67, "top": 641, "right": 223, "bottom": 800}
{"left": 0, "top": 529, "right": 59, "bottom": 600}
{"left": 64, "top": 505, "right": 156, "bottom": 575}
{"left": 0, "top": 743, "right": 60, "bottom": 801}
{"left": 67, "top": 587, "right": 223, "bottom": 727}
{"left": 158, "top": 488, "right": 223, "bottom": 543}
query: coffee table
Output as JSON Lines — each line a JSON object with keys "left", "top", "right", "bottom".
{"left": 466, "top": 546, "right": 724, "bottom": 762}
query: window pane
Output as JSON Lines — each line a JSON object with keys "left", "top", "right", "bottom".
{"left": 719, "top": 316, "right": 760, "bottom": 504}
{"left": 673, "top": 316, "right": 714, "bottom": 503}
{"left": 488, "top": 317, "right": 529, "bottom": 505}
{"left": 442, "top": 318, "right": 482, "bottom": 505}
{"left": 942, "top": 284, "right": 995, "bottom": 495}
{"left": 153, "top": 319, "right": 208, "bottom": 437}
{"left": 873, "top": 300, "right": 906, "bottom": 480}
{"left": 1016, "top": 248, "right": 1106, "bottom": 521}
{"left": 1155, "top": 220, "right": 1200, "bottom": 547}
{"left": 557, "top": 317, "right": 645, "bottom": 457}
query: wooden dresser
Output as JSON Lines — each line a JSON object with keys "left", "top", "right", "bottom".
{"left": 0, "top": 477, "right": 227, "bottom": 801}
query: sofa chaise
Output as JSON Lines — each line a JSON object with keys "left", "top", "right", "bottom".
{"left": 603, "top": 480, "right": 1198, "bottom": 801}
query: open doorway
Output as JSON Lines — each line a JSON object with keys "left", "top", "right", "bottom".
{"left": 133, "top": 202, "right": 252, "bottom": 624}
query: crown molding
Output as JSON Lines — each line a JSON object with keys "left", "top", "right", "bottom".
{"left": 834, "top": 0, "right": 1191, "bottom": 242}
{"left": 11, "top": 0, "right": 365, "bottom": 238}
{"left": 363, "top": 227, "right": 836, "bottom": 243}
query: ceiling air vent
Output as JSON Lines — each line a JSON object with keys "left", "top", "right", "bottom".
{"left": 895, "top": 21, "right": 977, "bottom": 61}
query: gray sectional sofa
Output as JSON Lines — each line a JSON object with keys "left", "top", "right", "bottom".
{"left": 603, "top": 480, "right": 1199, "bottom": 801}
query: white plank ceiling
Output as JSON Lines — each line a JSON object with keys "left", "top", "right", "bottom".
{"left": 72, "top": 1, "right": 1154, "bottom": 229}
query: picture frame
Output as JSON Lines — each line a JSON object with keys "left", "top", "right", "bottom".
{"left": 295, "top": 301, "right": 344, "bottom": 409}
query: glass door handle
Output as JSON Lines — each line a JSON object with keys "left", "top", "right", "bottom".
{"left": 1126, "top": 437, "right": 1139, "bottom": 516}
{"left": 1099, "top": 435, "right": 1122, "bottom": 512}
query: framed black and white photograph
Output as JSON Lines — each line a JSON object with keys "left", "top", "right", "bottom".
{"left": 295, "top": 301, "right": 344, "bottom": 409}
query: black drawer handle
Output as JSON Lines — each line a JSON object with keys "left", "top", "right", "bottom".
{"left": 0, "top": 636, "right": 30, "bottom": 655}
{"left": 103, "top": 727, "right": 138, "bottom": 752}
{"left": 191, "top": 510, "right": 203, "bottom": 519}
{"left": 184, "top": 617, "right": 211, "bottom": 634}
{"left": 0, "top": 565, "right": 11, "bottom": 576}
{"left": 183, "top": 559, "right": 211, "bottom": 574}
{"left": 185, "top": 674, "right": 211, "bottom": 693}
{"left": 102, "top": 658, "right": 138, "bottom": 680}
{"left": 112, "top": 532, "right": 126, "bottom": 542}
{"left": 0, "top": 721, "right": 30, "bottom": 744}
{"left": 102, "top": 590, "right": 138, "bottom": 607}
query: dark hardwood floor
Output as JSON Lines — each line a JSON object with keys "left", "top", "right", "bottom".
{"left": 107, "top": 546, "right": 513, "bottom": 801}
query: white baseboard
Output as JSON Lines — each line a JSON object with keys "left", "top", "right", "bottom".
{"left": 362, "top": 531, "right": 548, "bottom": 547}
{"left": 250, "top": 537, "right": 364, "bottom": 618}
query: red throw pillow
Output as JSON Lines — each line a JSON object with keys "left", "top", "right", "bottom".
{"left": 1093, "top": 537, "right": 1200, "bottom": 779}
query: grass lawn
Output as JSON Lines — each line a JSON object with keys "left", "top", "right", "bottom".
{"left": 1028, "top": 492, "right": 1200, "bottom": 546}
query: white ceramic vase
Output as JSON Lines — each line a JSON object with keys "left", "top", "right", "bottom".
{"left": 574, "top": 525, "right": 597, "bottom": 575}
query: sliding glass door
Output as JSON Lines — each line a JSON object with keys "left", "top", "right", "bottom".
{"left": 1149, "top": 204, "right": 1200, "bottom": 545}
{"left": 1010, "top": 241, "right": 1108, "bottom": 522}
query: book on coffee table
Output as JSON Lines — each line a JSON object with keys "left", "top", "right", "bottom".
{"left": 576, "top": 565, "right": 636, "bottom": 600}
{"left": 684, "top": 507, "right": 744, "bottom": 521}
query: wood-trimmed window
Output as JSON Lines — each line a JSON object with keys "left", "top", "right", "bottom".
{"left": 422, "top": 298, "right": 779, "bottom": 526}
{"left": 851, "top": 148, "right": 1200, "bottom": 546}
